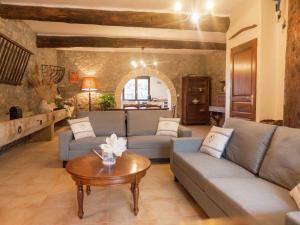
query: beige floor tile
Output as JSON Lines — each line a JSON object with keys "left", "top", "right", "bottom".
{"left": 143, "top": 199, "right": 182, "bottom": 220}
{"left": 0, "top": 208, "right": 37, "bottom": 225}
{"left": 176, "top": 199, "right": 207, "bottom": 217}
{"left": 30, "top": 207, "right": 82, "bottom": 225}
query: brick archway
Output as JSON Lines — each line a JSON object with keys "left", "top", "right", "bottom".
{"left": 115, "top": 68, "right": 177, "bottom": 109}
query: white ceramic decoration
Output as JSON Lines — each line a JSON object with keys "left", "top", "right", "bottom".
{"left": 94, "top": 133, "right": 127, "bottom": 165}
{"left": 39, "top": 100, "right": 53, "bottom": 113}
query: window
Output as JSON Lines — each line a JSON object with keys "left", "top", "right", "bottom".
{"left": 123, "top": 76, "right": 150, "bottom": 101}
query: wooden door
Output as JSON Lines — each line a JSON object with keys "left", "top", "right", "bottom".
{"left": 230, "top": 39, "right": 257, "bottom": 121}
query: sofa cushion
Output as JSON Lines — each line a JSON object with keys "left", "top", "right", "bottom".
{"left": 259, "top": 126, "right": 300, "bottom": 190}
{"left": 127, "top": 110, "right": 173, "bottom": 136}
{"left": 205, "top": 178, "right": 298, "bottom": 225}
{"left": 68, "top": 117, "right": 96, "bottom": 140}
{"left": 69, "top": 136, "right": 107, "bottom": 151}
{"left": 77, "top": 111, "right": 126, "bottom": 137}
{"left": 173, "top": 152, "right": 255, "bottom": 189}
{"left": 224, "top": 118, "right": 277, "bottom": 174}
{"left": 200, "top": 126, "right": 234, "bottom": 159}
{"left": 127, "top": 135, "right": 171, "bottom": 149}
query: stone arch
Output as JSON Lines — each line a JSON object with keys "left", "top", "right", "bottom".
{"left": 115, "top": 68, "right": 177, "bottom": 108}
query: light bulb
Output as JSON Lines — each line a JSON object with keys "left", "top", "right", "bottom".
{"left": 140, "top": 60, "right": 144, "bottom": 65}
{"left": 143, "top": 64, "right": 147, "bottom": 68}
{"left": 131, "top": 60, "right": 137, "bottom": 68}
{"left": 191, "top": 12, "right": 200, "bottom": 24}
{"left": 206, "top": 0, "right": 215, "bottom": 12}
{"left": 174, "top": 1, "right": 182, "bottom": 12}
{"left": 153, "top": 61, "right": 158, "bottom": 66}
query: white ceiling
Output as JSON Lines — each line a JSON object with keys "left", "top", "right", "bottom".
{"left": 3, "top": 0, "right": 246, "bottom": 15}
{"left": 25, "top": 21, "right": 226, "bottom": 43}
{"left": 2, "top": 0, "right": 242, "bottom": 53}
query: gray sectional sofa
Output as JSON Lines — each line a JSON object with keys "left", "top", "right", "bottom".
{"left": 171, "top": 118, "right": 300, "bottom": 225}
{"left": 59, "top": 110, "right": 191, "bottom": 165}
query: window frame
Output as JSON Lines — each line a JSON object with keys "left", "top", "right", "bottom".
{"left": 122, "top": 76, "right": 150, "bottom": 101}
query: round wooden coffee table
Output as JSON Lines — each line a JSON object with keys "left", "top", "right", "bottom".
{"left": 66, "top": 152, "right": 151, "bottom": 219}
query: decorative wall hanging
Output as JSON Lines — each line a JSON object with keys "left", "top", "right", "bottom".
{"left": 41, "top": 64, "right": 65, "bottom": 84}
{"left": 69, "top": 71, "right": 80, "bottom": 83}
{"left": 27, "top": 64, "right": 57, "bottom": 103}
{"left": 0, "top": 33, "right": 33, "bottom": 85}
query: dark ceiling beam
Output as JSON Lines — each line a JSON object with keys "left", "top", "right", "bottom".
{"left": 36, "top": 36, "right": 226, "bottom": 50}
{"left": 0, "top": 3, "right": 230, "bottom": 32}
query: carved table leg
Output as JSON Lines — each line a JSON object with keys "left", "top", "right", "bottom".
{"left": 86, "top": 185, "right": 91, "bottom": 195}
{"left": 131, "top": 182, "right": 140, "bottom": 216}
{"left": 130, "top": 183, "right": 135, "bottom": 194}
{"left": 77, "top": 184, "right": 84, "bottom": 219}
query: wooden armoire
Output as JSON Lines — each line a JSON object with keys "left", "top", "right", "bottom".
{"left": 182, "top": 76, "right": 211, "bottom": 125}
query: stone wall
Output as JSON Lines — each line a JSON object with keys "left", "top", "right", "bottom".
{"left": 57, "top": 50, "right": 226, "bottom": 116}
{"left": 0, "top": 18, "right": 57, "bottom": 120}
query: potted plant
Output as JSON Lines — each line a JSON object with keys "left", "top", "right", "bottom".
{"left": 97, "top": 94, "right": 116, "bottom": 110}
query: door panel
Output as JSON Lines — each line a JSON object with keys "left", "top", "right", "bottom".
{"left": 230, "top": 39, "right": 257, "bottom": 121}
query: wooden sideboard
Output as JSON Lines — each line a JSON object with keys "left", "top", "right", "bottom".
{"left": 0, "top": 109, "right": 68, "bottom": 148}
{"left": 182, "top": 76, "right": 211, "bottom": 125}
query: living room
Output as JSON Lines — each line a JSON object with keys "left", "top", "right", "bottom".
{"left": 0, "top": 0, "right": 299, "bottom": 225}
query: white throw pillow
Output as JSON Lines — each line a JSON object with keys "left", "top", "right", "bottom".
{"left": 156, "top": 117, "right": 181, "bottom": 138}
{"left": 200, "top": 126, "right": 234, "bottom": 158}
{"left": 290, "top": 183, "right": 300, "bottom": 209}
{"left": 68, "top": 117, "right": 96, "bottom": 140}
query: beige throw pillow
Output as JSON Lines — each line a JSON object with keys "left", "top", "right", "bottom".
{"left": 290, "top": 183, "right": 300, "bottom": 209}
{"left": 156, "top": 117, "right": 180, "bottom": 137}
{"left": 68, "top": 117, "right": 96, "bottom": 140}
{"left": 200, "top": 126, "right": 234, "bottom": 158}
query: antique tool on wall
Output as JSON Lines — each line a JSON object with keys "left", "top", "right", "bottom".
{"left": 41, "top": 64, "right": 65, "bottom": 84}
{"left": 0, "top": 33, "right": 33, "bottom": 85}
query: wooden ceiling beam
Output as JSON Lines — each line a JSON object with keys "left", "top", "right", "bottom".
{"left": 36, "top": 36, "right": 226, "bottom": 50}
{"left": 0, "top": 4, "right": 230, "bottom": 32}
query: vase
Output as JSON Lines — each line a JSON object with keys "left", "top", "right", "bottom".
{"left": 102, "top": 151, "right": 116, "bottom": 166}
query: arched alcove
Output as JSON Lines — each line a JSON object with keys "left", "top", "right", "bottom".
{"left": 115, "top": 68, "right": 177, "bottom": 109}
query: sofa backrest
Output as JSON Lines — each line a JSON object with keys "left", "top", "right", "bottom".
{"left": 127, "top": 110, "right": 173, "bottom": 136}
{"left": 77, "top": 111, "right": 126, "bottom": 137}
{"left": 259, "top": 126, "right": 300, "bottom": 190}
{"left": 223, "top": 118, "right": 277, "bottom": 174}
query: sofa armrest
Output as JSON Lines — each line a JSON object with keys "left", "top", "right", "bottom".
{"left": 171, "top": 137, "right": 203, "bottom": 153}
{"left": 59, "top": 130, "right": 74, "bottom": 161}
{"left": 286, "top": 212, "right": 300, "bottom": 225}
{"left": 178, "top": 125, "right": 192, "bottom": 137}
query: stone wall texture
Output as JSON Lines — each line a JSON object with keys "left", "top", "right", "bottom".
{"left": 0, "top": 18, "right": 57, "bottom": 120}
{"left": 57, "top": 50, "right": 226, "bottom": 116}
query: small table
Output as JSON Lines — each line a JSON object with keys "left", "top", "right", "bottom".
{"left": 66, "top": 153, "right": 151, "bottom": 219}
{"left": 209, "top": 106, "right": 225, "bottom": 127}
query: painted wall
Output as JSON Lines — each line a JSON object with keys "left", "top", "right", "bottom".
{"left": 57, "top": 50, "right": 226, "bottom": 116}
{"left": 149, "top": 77, "right": 170, "bottom": 101}
{"left": 225, "top": 0, "right": 287, "bottom": 121}
{"left": 0, "top": 18, "right": 57, "bottom": 120}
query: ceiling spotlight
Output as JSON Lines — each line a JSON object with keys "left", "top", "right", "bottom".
{"left": 205, "top": 0, "right": 215, "bottom": 12}
{"left": 131, "top": 60, "right": 137, "bottom": 68}
{"left": 153, "top": 61, "right": 158, "bottom": 66}
{"left": 191, "top": 12, "right": 200, "bottom": 24}
{"left": 143, "top": 64, "right": 147, "bottom": 68}
{"left": 140, "top": 60, "right": 144, "bottom": 65}
{"left": 174, "top": 1, "right": 182, "bottom": 12}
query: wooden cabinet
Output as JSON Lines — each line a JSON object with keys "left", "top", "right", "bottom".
{"left": 182, "top": 76, "right": 211, "bottom": 125}
{"left": 0, "top": 109, "right": 68, "bottom": 148}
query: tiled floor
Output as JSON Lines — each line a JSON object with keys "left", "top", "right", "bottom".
{"left": 0, "top": 126, "right": 209, "bottom": 225}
